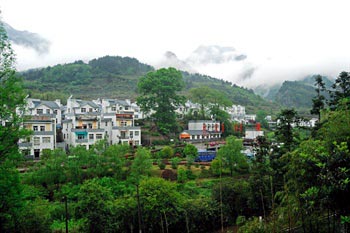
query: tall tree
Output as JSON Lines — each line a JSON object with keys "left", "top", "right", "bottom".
{"left": 217, "top": 136, "right": 247, "bottom": 176}
{"left": 310, "top": 75, "right": 326, "bottom": 120}
{"left": 189, "top": 86, "right": 212, "bottom": 119}
{"left": 0, "top": 21, "right": 28, "bottom": 232}
{"left": 137, "top": 68, "right": 185, "bottom": 134}
{"left": 329, "top": 71, "right": 350, "bottom": 109}
{"left": 275, "top": 109, "right": 300, "bottom": 152}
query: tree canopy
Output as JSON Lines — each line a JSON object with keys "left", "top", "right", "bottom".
{"left": 137, "top": 67, "right": 185, "bottom": 134}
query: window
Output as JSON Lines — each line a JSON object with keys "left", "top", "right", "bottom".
{"left": 46, "top": 109, "right": 50, "bottom": 114}
{"left": 89, "top": 108, "right": 92, "bottom": 112}
{"left": 22, "top": 149, "right": 30, "bottom": 156}
{"left": 111, "top": 107, "right": 116, "bottom": 111}
{"left": 125, "top": 107, "right": 129, "bottom": 110}
{"left": 119, "top": 106, "right": 122, "bottom": 110}
{"left": 105, "top": 122, "right": 108, "bottom": 126}
{"left": 135, "top": 115, "right": 138, "bottom": 119}
{"left": 120, "top": 121, "right": 127, "bottom": 126}
{"left": 42, "top": 137, "right": 51, "bottom": 143}
{"left": 88, "top": 123, "right": 92, "bottom": 129}
{"left": 33, "top": 137, "right": 40, "bottom": 145}
{"left": 130, "top": 131, "right": 133, "bottom": 138}
{"left": 134, "top": 140, "right": 139, "bottom": 145}
{"left": 81, "top": 108, "right": 86, "bottom": 112}
{"left": 36, "top": 109, "right": 43, "bottom": 114}
{"left": 54, "top": 110, "right": 58, "bottom": 114}
{"left": 89, "top": 134, "right": 94, "bottom": 140}
{"left": 40, "top": 126, "right": 45, "bottom": 131}
{"left": 96, "top": 134, "right": 103, "bottom": 139}
{"left": 33, "top": 126, "right": 38, "bottom": 131}
{"left": 78, "top": 134, "right": 85, "bottom": 140}
{"left": 135, "top": 131, "right": 139, "bottom": 136}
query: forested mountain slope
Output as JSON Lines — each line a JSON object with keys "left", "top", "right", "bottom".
{"left": 21, "top": 55, "right": 280, "bottom": 114}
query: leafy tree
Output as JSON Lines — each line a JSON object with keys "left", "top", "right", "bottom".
{"left": 310, "top": 75, "right": 326, "bottom": 120}
{"left": 275, "top": 109, "right": 301, "bottom": 152}
{"left": 140, "top": 177, "right": 184, "bottom": 232}
{"left": 129, "top": 147, "right": 152, "bottom": 184}
{"left": 76, "top": 179, "right": 117, "bottom": 233}
{"left": 329, "top": 71, "right": 350, "bottom": 109}
{"left": 183, "top": 143, "right": 197, "bottom": 169}
{"left": 136, "top": 68, "right": 185, "bottom": 134}
{"left": 160, "top": 145, "right": 174, "bottom": 159}
{"left": 0, "top": 21, "right": 28, "bottom": 232}
{"left": 217, "top": 136, "right": 247, "bottom": 176}
{"left": 188, "top": 86, "right": 212, "bottom": 119}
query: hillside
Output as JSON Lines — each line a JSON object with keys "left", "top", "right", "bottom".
{"left": 271, "top": 76, "right": 332, "bottom": 115}
{"left": 20, "top": 55, "right": 280, "bottom": 114}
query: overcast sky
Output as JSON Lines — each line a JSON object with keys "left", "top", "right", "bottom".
{"left": 1, "top": 0, "right": 350, "bottom": 88}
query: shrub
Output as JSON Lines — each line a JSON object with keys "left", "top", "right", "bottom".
{"left": 170, "top": 157, "right": 181, "bottom": 169}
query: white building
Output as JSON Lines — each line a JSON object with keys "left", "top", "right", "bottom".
{"left": 180, "top": 120, "right": 222, "bottom": 141}
{"left": 18, "top": 116, "right": 56, "bottom": 159}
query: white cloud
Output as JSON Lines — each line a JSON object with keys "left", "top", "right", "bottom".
{"left": 1, "top": 0, "right": 349, "bottom": 86}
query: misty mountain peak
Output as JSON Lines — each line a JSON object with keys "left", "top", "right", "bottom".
{"left": 186, "top": 45, "right": 247, "bottom": 65}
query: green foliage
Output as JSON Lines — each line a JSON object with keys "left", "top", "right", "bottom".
{"left": 76, "top": 178, "right": 117, "bottom": 233}
{"left": 329, "top": 71, "right": 350, "bottom": 109}
{"left": 139, "top": 177, "right": 184, "bottom": 232}
{"left": 130, "top": 147, "right": 152, "bottom": 183}
{"left": 137, "top": 68, "right": 185, "bottom": 134}
{"left": 177, "top": 167, "right": 187, "bottom": 183}
{"left": 170, "top": 157, "right": 181, "bottom": 169}
{"left": 218, "top": 136, "right": 247, "bottom": 176}
{"left": 157, "top": 159, "right": 166, "bottom": 170}
{"left": 160, "top": 145, "right": 174, "bottom": 158}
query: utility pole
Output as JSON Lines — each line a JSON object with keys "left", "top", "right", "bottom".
{"left": 64, "top": 196, "right": 68, "bottom": 233}
{"left": 136, "top": 184, "right": 142, "bottom": 233}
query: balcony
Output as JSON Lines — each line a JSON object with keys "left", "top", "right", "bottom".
{"left": 75, "top": 139, "right": 89, "bottom": 143}
{"left": 33, "top": 131, "right": 54, "bottom": 136}
{"left": 18, "top": 142, "right": 32, "bottom": 147}
{"left": 72, "top": 128, "right": 104, "bottom": 133}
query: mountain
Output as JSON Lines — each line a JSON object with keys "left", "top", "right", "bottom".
{"left": 262, "top": 75, "right": 333, "bottom": 114}
{"left": 20, "top": 55, "right": 280, "bottom": 114}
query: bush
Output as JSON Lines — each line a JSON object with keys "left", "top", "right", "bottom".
{"left": 170, "top": 157, "right": 181, "bottom": 169}
{"left": 161, "top": 169, "right": 177, "bottom": 181}
{"left": 157, "top": 159, "right": 166, "bottom": 170}
{"left": 177, "top": 168, "right": 187, "bottom": 183}
{"left": 160, "top": 146, "right": 174, "bottom": 158}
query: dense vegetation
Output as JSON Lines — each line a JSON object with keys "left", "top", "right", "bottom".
{"left": 2, "top": 20, "right": 350, "bottom": 232}
{"left": 20, "top": 56, "right": 279, "bottom": 114}
{"left": 266, "top": 75, "right": 333, "bottom": 115}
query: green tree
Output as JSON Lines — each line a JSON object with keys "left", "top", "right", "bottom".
{"left": 0, "top": 21, "right": 28, "bottom": 232}
{"left": 160, "top": 145, "right": 174, "bottom": 159}
{"left": 136, "top": 68, "right": 185, "bottom": 134}
{"left": 188, "top": 86, "right": 212, "bottom": 119}
{"left": 217, "top": 136, "right": 247, "bottom": 176}
{"left": 329, "top": 71, "right": 350, "bottom": 109}
{"left": 130, "top": 147, "right": 152, "bottom": 183}
{"left": 275, "top": 109, "right": 301, "bottom": 152}
{"left": 310, "top": 75, "right": 326, "bottom": 120}
{"left": 183, "top": 143, "right": 197, "bottom": 169}
{"left": 76, "top": 179, "right": 117, "bottom": 233}
{"left": 140, "top": 177, "right": 184, "bottom": 232}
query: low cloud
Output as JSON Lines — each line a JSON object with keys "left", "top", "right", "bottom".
{"left": 186, "top": 45, "right": 247, "bottom": 65}
{"left": 3, "top": 22, "right": 50, "bottom": 54}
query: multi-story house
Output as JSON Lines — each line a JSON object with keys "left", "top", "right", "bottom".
{"left": 180, "top": 120, "right": 222, "bottom": 141}
{"left": 99, "top": 98, "right": 141, "bottom": 146}
{"left": 62, "top": 97, "right": 105, "bottom": 149}
{"left": 227, "top": 104, "right": 246, "bottom": 122}
{"left": 18, "top": 116, "right": 56, "bottom": 159}
{"left": 17, "top": 98, "right": 62, "bottom": 158}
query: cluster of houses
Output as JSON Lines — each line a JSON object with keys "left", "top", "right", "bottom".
{"left": 18, "top": 97, "right": 143, "bottom": 159}
{"left": 18, "top": 96, "right": 296, "bottom": 159}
